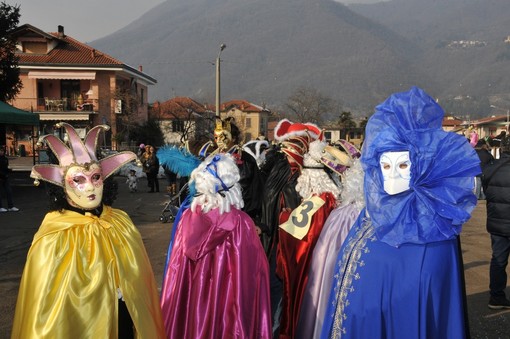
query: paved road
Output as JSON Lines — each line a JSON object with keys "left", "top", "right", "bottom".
{"left": 0, "top": 160, "right": 509, "bottom": 338}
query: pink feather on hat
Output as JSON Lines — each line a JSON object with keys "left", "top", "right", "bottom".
{"left": 31, "top": 122, "right": 136, "bottom": 187}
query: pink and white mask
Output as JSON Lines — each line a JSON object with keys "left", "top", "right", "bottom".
{"left": 380, "top": 151, "right": 411, "bottom": 195}
{"left": 64, "top": 163, "right": 104, "bottom": 210}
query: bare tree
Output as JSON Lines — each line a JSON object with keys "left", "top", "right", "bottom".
{"left": 151, "top": 99, "right": 214, "bottom": 146}
{"left": 285, "top": 86, "right": 336, "bottom": 124}
{"left": 112, "top": 88, "right": 140, "bottom": 145}
{"left": 338, "top": 111, "right": 357, "bottom": 139}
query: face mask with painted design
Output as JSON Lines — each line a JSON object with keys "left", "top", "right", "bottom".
{"left": 64, "top": 163, "right": 104, "bottom": 210}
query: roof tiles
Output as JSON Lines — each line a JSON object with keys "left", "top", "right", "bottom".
{"left": 18, "top": 33, "right": 123, "bottom": 66}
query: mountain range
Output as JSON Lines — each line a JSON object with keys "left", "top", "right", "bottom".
{"left": 90, "top": 0, "right": 510, "bottom": 119}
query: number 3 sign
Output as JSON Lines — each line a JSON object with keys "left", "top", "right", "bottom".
{"left": 279, "top": 196, "right": 325, "bottom": 240}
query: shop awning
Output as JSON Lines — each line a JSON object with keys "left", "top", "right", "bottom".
{"left": 0, "top": 101, "right": 39, "bottom": 125}
{"left": 38, "top": 113, "right": 90, "bottom": 121}
{"left": 28, "top": 71, "right": 96, "bottom": 80}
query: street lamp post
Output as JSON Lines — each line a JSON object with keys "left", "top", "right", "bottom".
{"left": 507, "top": 109, "right": 510, "bottom": 130}
{"left": 215, "top": 44, "right": 226, "bottom": 118}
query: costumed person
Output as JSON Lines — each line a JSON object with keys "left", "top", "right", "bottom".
{"left": 469, "top": 125, "right": 479, "bottom": 148}
{"left": 243, "top": 138, "right": 270, "bottom": 169}
{"left": 296, "top": 140, "right": 364, "bottom": 339}
{"left": 321, "top": 87, "right": 480, "bottom": 339}
{"left": 199, "top": 117, "right": 264, "bottom": 224}
{"left": 12, "top": 123, "right": 166, "bottom": 338}
{"left": 257, "top": 119, "right": 315, "bottom": 336}
{"left": 160, "top": 153, "right": 271, "bottom": 339}
{"left": 276, "top": 133, "right": 340, "bottom": 339}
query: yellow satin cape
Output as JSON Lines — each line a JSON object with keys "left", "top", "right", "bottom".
{"left": 11, "top": 206, "right": 166, "bottom": 338}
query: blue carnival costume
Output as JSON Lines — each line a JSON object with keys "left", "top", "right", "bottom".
{"left": 321, "top": 87, "right": 480, "bottom": 339}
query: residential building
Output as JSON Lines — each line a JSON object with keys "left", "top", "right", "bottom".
{"left": 150, "top": 97, "right": 215, "bottom": 148}
{"left": 219, "top": 100, "right": 270, "bottom": 142}
{"left": 442, "top": 116, "right": 464, "bottom": 133}
{"left": 468, "top": 114, "right": 509, "bottom": 138}
{"left": 10, "top": 24, "right": 156, "bottom": 150}
{"left": 323, "top": 127, "right": 364, "bottom": 148}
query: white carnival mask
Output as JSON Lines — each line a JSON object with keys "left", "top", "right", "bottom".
{"left": 379, "top": 151, "right": 411, "bottom": 195}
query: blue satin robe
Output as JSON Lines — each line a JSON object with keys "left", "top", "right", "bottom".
{"left": 322, "top": 209, "right": 467, "bottom": 339}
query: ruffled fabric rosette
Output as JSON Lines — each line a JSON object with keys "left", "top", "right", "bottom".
{"left": 361, "top": 86, "right": 481, "bottom": 247}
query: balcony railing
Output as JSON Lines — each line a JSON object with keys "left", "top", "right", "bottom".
{"left": 11, "top": 97, "right": 99, "bottom": 113}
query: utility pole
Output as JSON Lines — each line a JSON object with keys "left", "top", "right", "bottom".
{"left": 215, "top": 44, "right": 226, "bottom": 118}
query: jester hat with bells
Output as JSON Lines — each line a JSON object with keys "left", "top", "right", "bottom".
{"left": 31, "top": 122, "right": 137, "bottom": 187}
{"left": 274, "top": 119, "right": 323, "bottom": 168}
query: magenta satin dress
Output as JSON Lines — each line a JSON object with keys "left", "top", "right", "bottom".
{"left": 160, "top": 206, "right": 272, "bottom": 339}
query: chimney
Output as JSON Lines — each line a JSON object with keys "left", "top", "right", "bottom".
{"left": 91, "top": 49, "right": 96, "bottom": 58}
{"left": 58, "top": 25, "right": 65, "bottom": 38}
{"left": 138, "top": 65, "right": 143, "bottom": 72}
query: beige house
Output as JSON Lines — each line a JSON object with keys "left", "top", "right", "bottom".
{"left": 466, "top": 115, "right": 509, "bottom": 139}
{"left": 441, "top": 116, "right": 464, "bottom": 133}
{"left": 10, "top": 24, "right": 156, "bottom": 150}
{"left": 150, "top": 97, "right": 215, "bottom": 147}
{"left": 219, "top": 100, "right": 270, "bottom": 142}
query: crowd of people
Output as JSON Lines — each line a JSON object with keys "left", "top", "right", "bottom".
{"left": 9, "top": 86, "right": 510, "bottom": 338}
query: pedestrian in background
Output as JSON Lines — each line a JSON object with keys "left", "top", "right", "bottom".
{"left": 0, "top": 146, "right": 19, "bottom": 212}
{"left": 142, "top": 145, "right": 160, "bottom": 193}
{"left": 475, "top": 139, "right": 494, "bottom": 200}
{"left": 482, "top": 135, "right": 510, "bottom": 309}
{"left": 162, "top": 163, "right": 177, "bottom": 196}
{"left": 137, "top": 143, "right": 146, "bottom": 158}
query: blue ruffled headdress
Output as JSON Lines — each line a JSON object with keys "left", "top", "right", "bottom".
{"left": 361, "top": 86, "right": 481, "bottom": 247}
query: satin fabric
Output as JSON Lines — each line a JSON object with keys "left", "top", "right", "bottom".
{"left": 160, "top": 206, "right": 271, "bottom": 339}
{"left": 296, "top": 203, "right": 361, "bottom": 339}
{"left": 162, "top": 194, "right": 192, "bottom": 283}
{"left": 322, "top": 211, "right": 466, "bottom": 339}
{"left": 361, "top": 87, "right": 480, "bottom": 246}
{"left": 276, "top": 192, "right": 336, "bottom": 339}
{"left": 11, "top": 206, "right": 166, "bottom": 339}
{"left": 320, "top": 87, "right": 476, "bottom": 339}
{"left": 237, "top": 150, "right": 265, "bottom": 221}
{"left": 259, "top": 150, "right": 301, "bottom": 255}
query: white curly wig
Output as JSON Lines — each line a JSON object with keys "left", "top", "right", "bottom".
{"left": 296, "top": 139, "right": 341, "bottom": 200}
{"left": 339, "top": 158, "right": 365, "bottom": 211}
{"left": 190, "top": 153, "right": 244, "bottom": 214}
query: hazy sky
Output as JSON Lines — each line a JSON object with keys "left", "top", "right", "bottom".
{"left": 7, "top": 0, "right": 165, "bottom": 43}
{"left": 8, "top": 0, "right": 385, "bottom": 43}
